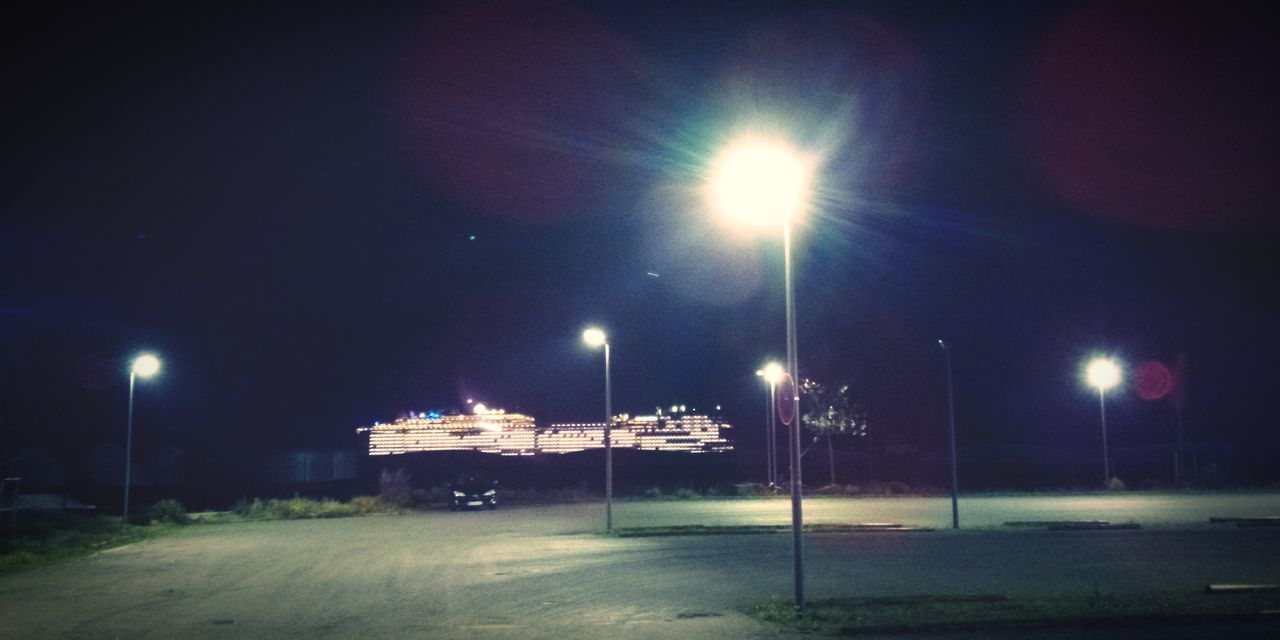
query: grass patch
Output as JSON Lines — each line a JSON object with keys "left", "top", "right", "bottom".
{"left": 229, "top": 495, "right": 402, "bottom": 520}
{"left": 746, "top": 590, "right": 1280, "bottom": 635}
{"left": 495, "top": 485, "right": 598, "bottom": 505}
{"left": 194, "top": 495, "right": 402, "bottom": 522}
{"left": 0, "top": 511, "right": 176, "bottom": 576}
{"left": 1, "top": 495, "right": 405, "bottom": 575}
{"left": 614, "top": 523, "right": 927, "bottom": 537}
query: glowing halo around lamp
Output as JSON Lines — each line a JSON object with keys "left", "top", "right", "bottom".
{"left": 757, "top": 361, "right": 785, "bottom": 385}
{"left": 709, "top": 139, "right": 811, "bottom": 227}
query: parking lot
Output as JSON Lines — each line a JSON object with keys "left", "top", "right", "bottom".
{"left": 2, "top": 494, "right": 1279, "bottom": 639}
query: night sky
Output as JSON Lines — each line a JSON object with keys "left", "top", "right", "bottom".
{"left": 3, "top": 1, "right": 1278, "bottom": 479}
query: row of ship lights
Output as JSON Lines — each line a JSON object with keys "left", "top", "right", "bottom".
{"left": 372, "top": 401, "right": 723, "bottom": 427}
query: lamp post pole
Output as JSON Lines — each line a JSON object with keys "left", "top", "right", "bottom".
{"left": 584, "top": 328, "right": 612, "bottom": 532}
{"left": 760, "top": 378, "right": 772, "bottom": 483}
{"left": 769, "top": 379, "right": 778, "bottom": 486}
{"left": 709, "top": 137, "right": 809, "bottom": 614}
{"left": 784, "top": 222, "right": 805, "bottom": 614}
{"left": 124, "top": 368, "right": 137, "bottom": 523}
{"left": 939, "top": 339, "right": 959, "bottom": 529}
{"left": 758, "top": 364, "right": 782, "bottom": 487}
{"left": 123, "top": 353, "right": 159, "bottom": 524}
{"left": 1085, "top": 357, "right": 1120, "bottom": 491}
{"left": 603, "top": 341, "right": 612, "bottom": 533}
{"left": 1099, "top": 387, "right": 1110, "bottom": 489}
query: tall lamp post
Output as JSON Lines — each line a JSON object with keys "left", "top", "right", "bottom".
{"left": 938, "top": 340, "right": 959, "bottom": 529}
{"left": 1086, "top": 357, "right": 1122, "bottom": 489}
{"left": 710, "top": 138, "right": 812, "bottom": 613}
{"left": 583, "top": 328, "right": 613, "bottom": 532}
{"left": 124, "top": 353, "right": 161, "bottom": 523}
{"left": 757, "top": 362, "right": 784, "bottom": 486}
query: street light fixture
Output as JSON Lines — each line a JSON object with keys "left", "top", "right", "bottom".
{"left": 710, "top": 140, "right": 811, "bottom": 227}
{"left": 1085, "top": 356, "right": 1122, "bottom": 489}
{"left": 582, "top": 327, "right": 613, "bottom": 532}
{"left": 124, "top": 353, "right": 161, "bottom": 523}
{"left": 756, "top": 362, "right": 784, "bottom": 486}
{"left": 710, "top": 136, "right": 812, "bottom": 613}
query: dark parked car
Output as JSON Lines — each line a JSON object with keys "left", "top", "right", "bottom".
{"left": 449, "top": 477, "right": 498, "bottom": 510}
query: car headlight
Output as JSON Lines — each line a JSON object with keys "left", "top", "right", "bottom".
{"left": 483, "top": 489, "right": 496, "bottom": 496}
{"left": 452, "top": 491, "right": 466, "bottom": 497}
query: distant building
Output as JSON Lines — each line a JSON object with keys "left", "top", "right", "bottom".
{"left": 357, "top": 407, "right": 732, "bottom": 456}
{"left": 269, "top": 450, "right": 360, "bottom": 484}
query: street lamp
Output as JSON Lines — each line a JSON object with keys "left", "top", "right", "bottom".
{"left": 583, "top": 327, "right": 613, "bottom": 532}
{"left": 710, "top": 136, "right": 812, "bottom": 613}
{"left": 937, "top": 340, "right": 960, "bottom": 529}
{"left": 757, "top": 362, "right": 784, "bottom": 486}
{"left": 124, "top": 353, "right": 161, "bottom": 523}
{"left": 1085, "top": 356, "right": 1122, "bottom": 489}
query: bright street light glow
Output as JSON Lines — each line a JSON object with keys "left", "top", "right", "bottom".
{"left": 1086, "top": 357, "right": 1122, "bottom": 391}
{"left": 582, "top": 327, "right": 607, "bottom": 348}
{"left": 709, "top": 139, "right": 810, "bottom": 227}
{"left": 132, "top": 353, "right": 161, "bottom": 378}
{"left": 757, "top": 361, "right": 785, "bottom": 385}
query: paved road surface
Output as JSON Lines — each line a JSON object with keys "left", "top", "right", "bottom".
{"left": 2, "top": 495, "right": 1279, "bottom": 639}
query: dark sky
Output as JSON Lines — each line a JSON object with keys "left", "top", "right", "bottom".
{"left": 3, "top": 1, "right": 1278, "bottom": 466}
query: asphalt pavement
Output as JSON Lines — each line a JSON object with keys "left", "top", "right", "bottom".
{"left": 2, "top": 494, "right": 1279, "bottom": 639}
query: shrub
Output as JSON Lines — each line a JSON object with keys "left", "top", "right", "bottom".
{"left": 281, "top": 496, "right": 354, "bottom": 519}
{"left": 673, "top": 488, "right": 699, "bottom": 500}
{"left": 814, "top": 484, "right": 857, "bottom": 495}
{"left": 642, "top": 486, "right": 664, "bottom": 499}
{"left": 148, "top": 499, "right": 190, "bottom": 525}
{"left": 349, "top": 495, "right": 390, "bottom": 514}
{"left": 316, "top": 498, "right": 357, "bottom": 518}
{"left": 229, "top": 496, "right": 358, "bottom": 520}
{"left": 281, "top": 497, "right": 312, "bottom": 519}
{"left": 232, "top": 498, "right": 267, "bottom": 518}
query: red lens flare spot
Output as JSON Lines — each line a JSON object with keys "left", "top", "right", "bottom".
{"left": 1135, "top": 360, "right": 1173, "bottom": 401}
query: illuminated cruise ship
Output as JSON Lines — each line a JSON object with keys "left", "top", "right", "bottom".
{"left": 357, "top": 404, "right": 733, "bottom": 456}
